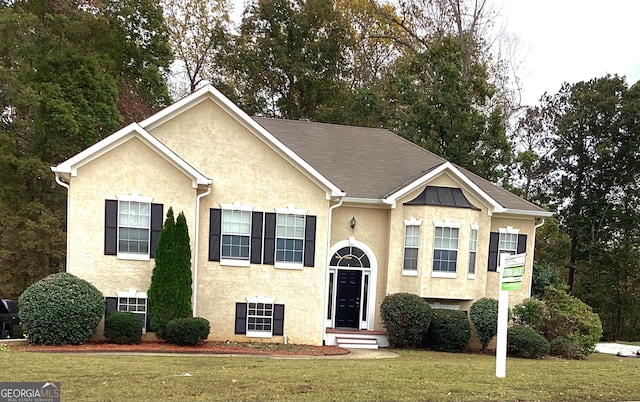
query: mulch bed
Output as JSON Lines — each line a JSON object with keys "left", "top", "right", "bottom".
{"left": 9, "top": 341, "right": 350, "bottom": 356}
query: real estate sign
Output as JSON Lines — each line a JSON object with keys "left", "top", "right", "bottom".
{"left": 500, "top": 253, "right": 526, "bottom": 291}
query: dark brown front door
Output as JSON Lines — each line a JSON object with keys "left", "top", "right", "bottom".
{"left": 335, "top": 269, "right": 362, "bottom": 328}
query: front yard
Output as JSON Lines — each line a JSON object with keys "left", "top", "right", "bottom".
{"left": 2, "top": 348, "right": 639, "bottom": 401}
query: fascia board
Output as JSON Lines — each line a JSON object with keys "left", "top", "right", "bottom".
{"left": 497, "top": 209, "right": 554, "bottom": 218}
{"left": 140, "top": 85, "right": 345, "bottom": 198}
{"left": 383, "top": 162, "right": 506, "bottom": 212}
{"left": 51, "top": 123, "right": 212, "bottom": 188}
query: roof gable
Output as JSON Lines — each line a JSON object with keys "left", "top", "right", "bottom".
{"left": 51, "top": 123, "right": 212, "bottom": 188}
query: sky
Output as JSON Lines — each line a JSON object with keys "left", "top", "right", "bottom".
{"left": 228, "top": 0, "right": 640, "bottom": 106}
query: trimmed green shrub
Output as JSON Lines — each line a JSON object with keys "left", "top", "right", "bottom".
{"left": 507, "top": 324, "right": 550, "bottom": 359}
{"left": 104, "top": 312, "right": 142, "bottom": 344}
{"left": 165, "top": 317, "right": 210, "bottom": 346}
{"left": 469, "top": 298, "right": 498, "bottom": 350}
{"left": 148, "top": 208, "right": 193, "bottom": 339}
{"left": 380, "top": 293, "right": 432, "bottom": 348}
{"left": 540, "top": 286, "right": 602, "bottom": 356}
{"left": 18, "top": 272, "right": 105, "bottom": 345}
{"left": 423, "top": 309, "right": 471, "bottom": 352}
{"left": 512, "top": 298, "right": 547, "bottom": 329}
{"left": 550, "top": 337, "right": 585, "bottom": 360}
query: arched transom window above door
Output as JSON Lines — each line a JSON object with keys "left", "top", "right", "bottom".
{"left": 330, "top": 246, "right": 370, "bottom": 268}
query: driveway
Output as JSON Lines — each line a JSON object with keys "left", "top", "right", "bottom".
{"left": 595, "top": 342, "right": 640, "bottom": 356}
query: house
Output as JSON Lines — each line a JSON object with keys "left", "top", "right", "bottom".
{"left": 51, "top": 85, "right": 552, "bottom": 348}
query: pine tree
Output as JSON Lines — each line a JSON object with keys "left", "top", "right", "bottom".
{"left": 148, "top": 208, "right": 193, "bottom": 339}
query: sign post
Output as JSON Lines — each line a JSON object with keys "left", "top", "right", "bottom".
{"left": 495, "top": 252, "right": 526, "bottom": 378}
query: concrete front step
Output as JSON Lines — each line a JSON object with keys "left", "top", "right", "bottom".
{"left": 336, "top": 337, "right": 379, "bottom": 350}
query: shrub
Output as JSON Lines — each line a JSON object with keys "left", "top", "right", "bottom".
{"left": 469, "top": 298, "right": 498, "bottom": 350}
{"left": 165, "top": 317, "right": 210, "bottom": 346}
{"left": 507, "top": 324, "right": 550, "bottom": 359}
{"left": 380, "top": 293, "right": 432, "bottom": 348}
{"left": 531, "top": 263, "right": 561, "bottom": 297}
{"left": 148, "top": 208, "right": 193, "bottom": 339}
{"left": 550, "top": 337, "right": 585, "bottom": 360}
{"left": 104, "top": 312, "right": 142, "bottom": 344}
{"left": 540, "top": 286, "right": 602, "bottom": 356}
{"left": 512, "top": 297, "right": 547, "bottom": 329}
{"left": 423, "top": 309, "right": 471, "bottom": 352}
{"left": 19, "top": 272, "right": 105, "bottom": 345}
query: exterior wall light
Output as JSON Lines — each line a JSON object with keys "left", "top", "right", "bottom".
{"left": 350, "top": 216, "right": 356, "bottom": 229}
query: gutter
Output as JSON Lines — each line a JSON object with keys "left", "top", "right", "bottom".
{"left": 322, "top": 197, "right": 343, "bottom": 343}
{"left": 53, "top": 172, "right": 70, "bottom": 272}
{"left": 192, "top": 185, "right": 212, "bottom": 317}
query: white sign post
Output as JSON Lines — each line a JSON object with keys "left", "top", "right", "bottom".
{"left": 495, "top": 252, "right": 526, "bottom": 378}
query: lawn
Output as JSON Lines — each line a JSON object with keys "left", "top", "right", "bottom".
{"left": 2, "top": 349, "right": 640, "bottom": 401}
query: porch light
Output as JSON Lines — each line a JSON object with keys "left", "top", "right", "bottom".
{"left": 350, "top": 216, "right": 356, "bottom": 229}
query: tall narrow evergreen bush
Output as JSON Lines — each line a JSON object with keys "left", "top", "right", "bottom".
{"left": 147, "top": 208, "right": 193, "bottom": 339}
{"left": 470, "top": 298, "right": 499, "bottom": 350}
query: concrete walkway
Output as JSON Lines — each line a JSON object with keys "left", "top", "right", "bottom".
{"left": 595, "top": 342, "right": 640, "bottom": 356}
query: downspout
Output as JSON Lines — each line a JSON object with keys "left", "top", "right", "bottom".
{"left": 54, "top": 173, "right": 70, "bottom": 273}
{"left": 192, "top": 185, "right": 212, "bottom": 317}
{"left": 322, "top": 197, "right": 343, "bottom": 344}
{"left": 527, "top": 218, "right": 546, "bottom": 296}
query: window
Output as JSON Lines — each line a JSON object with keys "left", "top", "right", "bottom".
{"left": 235, "top": 299, "right": 285, "bottom": 338}
{"left": 468, "top": 227, "right": 478, "bottom": 277}
{"left": 432, "top": 222, "right": 460, "bottom": 276}
{"left": 276, "top": 213, "right": 305, "bottom": 264}
{"left": 403, "top": 224, "right": 420, "bottom": 274}
{"left": 221, "top": 209, "right": 251, "bottom": 261}
{"left": 115, "top": 290, "right": 148, "bottom": 332}
{"left": 499, "top": 232, "right": 518, "bottom": 257}
{"left": 247, "top": 302, "right": 273, "bottom": 336}
{"left": 105, "top": 197, "right": 162, "bottom": 260}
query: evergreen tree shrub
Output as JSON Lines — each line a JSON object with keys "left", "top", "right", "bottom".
{"left": 469, "top": 298, "right": 498, "bottom": 350}
{"left": 18, "top": 272, "right": 104, "bottom": 345}
{"left": 104, "top": 312, "right": 142, "bottom": 344}
{"left": 507, "top": 324, "right": 550, "bottom": 359}
{"left": 148, "top": 208, "right": 193, "bottom": 339}
{"left": 165, "top": 317, "right": 210, "bottom": 346}
{"left": 423, "top": 309, "right": 471, "bottom": 352}
{"left": 512, "top": 298, "right": 547, "bottom": 329}
{"left": 380, "top": 293, "right": 432, "bottom": 348}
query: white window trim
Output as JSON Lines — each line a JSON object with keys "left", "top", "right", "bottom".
{"left": 274, "top": 208, "right": 306, "bottom": 267}
{"left": 274, "top": 261, "right": 304, "bottom": 270}
{"left": 275, "top": 205, "right": 307, "bottom": 215}
{"left": 498, "top": 226, "right": 520, "bottom": 234}
{"left": 432, "top": 221, "right": 460, "bottom": 276}
{"left": 402, "top": 218, "right": 422, "bottom": 276}
{"left": 468, "top": 223, "right": 478, "bottom": 280}
{"left": 220, "top": 205, "right": 253, "bottom": 264}
{"left": 245, "top": 296, "right": 276, "bottom": 338}
{"left": 115, "top": 194, "right": 153, "bottom": 261}
{"left": 220, "top": 202, "right": 254, "bottom": 211}
{"left": 221, "top": 259, "right": 250, "bottom": 267}
{"left": 431, "top": 271, "right": 457, "bottom": 279}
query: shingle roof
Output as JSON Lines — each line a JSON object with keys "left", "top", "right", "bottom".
{"left": 252, "top": 117, "right": 548, "bottom": 214}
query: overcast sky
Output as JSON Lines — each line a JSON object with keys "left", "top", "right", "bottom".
{"left": 229, "top": 0, "right": 640, "bottom": 106}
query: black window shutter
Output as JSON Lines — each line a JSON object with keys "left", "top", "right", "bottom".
{"left": 105, "top": 297, "right": 118, "bottom": 315}
{"left": 209, "top": 208, "right": 222, "bottom": 261}
{"left": 150, "top": 203, "right": 163, "bottom": 258}
{"left": 263, "top": 213, "right": 276, "bottom": 265}
{"left": 303, "top": 215, "right": 317, "bottom": 267}
{"left": 104, "top": 200, "right": 118, "bottom": 255}
{"left": 273, "top": 304, "right": 285, "bottom": 336}
{"left": 145, "top": 300, "right": 153, "bottom": 332}
{"left": 235, "top": 303, "right": 247, "bottom": 334}
{"left": 517, "top": 234, "right": 528, "bottom": 254}
{"left": 488, "top": 232, "right": 499, "bottom": 272}
{"left": 250, "top": 212, "right": 264, "bottom": 264}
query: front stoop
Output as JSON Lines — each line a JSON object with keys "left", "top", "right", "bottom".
{"left": 336, "top": 336, "right": 379, "bottom": 350}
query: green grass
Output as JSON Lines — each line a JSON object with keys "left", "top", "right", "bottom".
{"left": 3, "top": 350, "right": 640, "bottom": 401}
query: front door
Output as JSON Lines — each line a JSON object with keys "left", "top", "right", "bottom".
{"left": 335, "top": 269, "right": 362, "bottom": 328}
